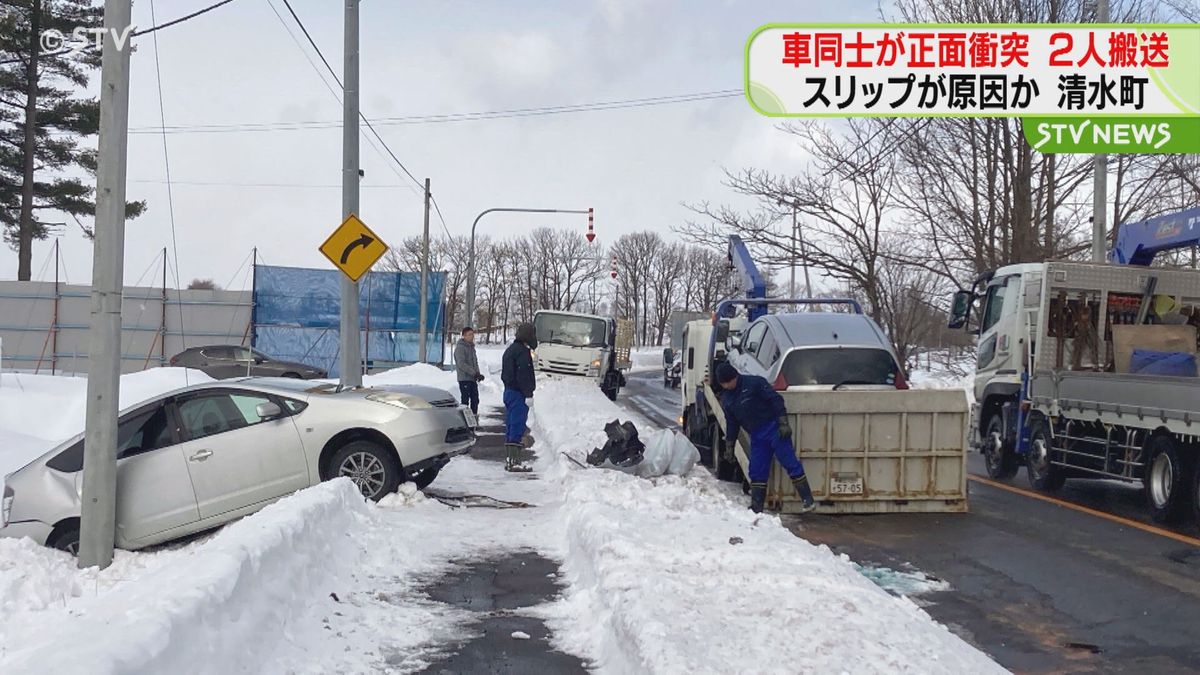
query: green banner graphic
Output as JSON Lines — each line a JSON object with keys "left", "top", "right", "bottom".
{"left": 1022, "top": 116, "right": 1200, "bottom": 153}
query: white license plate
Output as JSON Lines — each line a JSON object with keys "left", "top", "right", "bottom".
{"left": 829, "top": 476, "right": 864, "bottom": 495}
{"left": 463, "top": 409, "right": 478, "bottom": 428}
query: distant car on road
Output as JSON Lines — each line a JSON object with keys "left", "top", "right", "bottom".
{"left": 0, "top": 378, "right": 474, "bottom": 554}
{"left": 170, "top": 345, "right": 327, "bottom": 380}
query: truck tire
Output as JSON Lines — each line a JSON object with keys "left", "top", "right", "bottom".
{"left": 983, "top": 413, "right": 1019, "bottom": 480}
{"left": 687, "top": 408, "right": 713, "bottom": 466}
{"left": 1026, "top": 417, "right": 1066, "bottom": 492}
{"left": 709, "top": 420, "right": 737, "bottom": 482}
{"left": 602, "top": 372, "right": 620, "bottom": 401}
{"left": 1144, "top": 435, "right": 1191, "bottom": 524}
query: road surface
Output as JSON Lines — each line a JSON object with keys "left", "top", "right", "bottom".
{"left": 618, "top": 369, "right": 1200, "bottom": 674}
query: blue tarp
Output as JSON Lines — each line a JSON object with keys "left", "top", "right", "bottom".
{"left": 253, "top": 264, "right": 445, "bottom": 377}
{"left": 1130, "top": 348, "right": 1198, "bottom": 378}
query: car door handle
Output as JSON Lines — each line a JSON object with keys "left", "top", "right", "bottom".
{"left": 189, "top": 449, "right": 213, "bottom": 462}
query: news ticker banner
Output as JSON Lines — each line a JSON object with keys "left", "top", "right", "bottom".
{"left": 745, "top": 24, "right": 1200, "bottom": 153}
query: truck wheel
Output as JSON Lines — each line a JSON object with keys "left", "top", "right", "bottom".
{"left": 687, "top": 408, "right": 713, "bottom": 466}
{"left": 1144, "top": 435, "right": 1191, "bottom": 524}
{"left": 602, "top": 372, "right": 620, "bottom": 401}
{"left": 1026, "top": 417, "right": 1066, "bottom": 492}
{"left": 709, "top": 420, "right": 737, "bottom": 482}
{"left": 1190, "top": 462, "right": 1200, "bottom": 527}
{"left": 983, "top": 413, "right": 1019, "bottom": 480}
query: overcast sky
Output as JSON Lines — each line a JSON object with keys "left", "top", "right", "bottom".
{"left": 1, "top": 0, "right": 881, "bottom": 289}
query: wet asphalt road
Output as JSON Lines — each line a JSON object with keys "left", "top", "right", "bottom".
{"left": 618, "top": 369, "right": 1200, "bottom": 674}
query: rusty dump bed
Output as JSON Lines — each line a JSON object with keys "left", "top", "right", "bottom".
{"left": 715, "top": 388, "right": 971, "bottom": 514}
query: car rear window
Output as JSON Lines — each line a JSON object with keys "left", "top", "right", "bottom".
{"left": 780, "top": 347, "right": 900, "bottom": 387}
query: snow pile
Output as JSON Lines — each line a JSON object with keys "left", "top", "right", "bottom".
{"left": 533, "top": 377, "right": 1003, "bottom": 674}
{"left": 0, "top": 479, "right": 369, "bottom": 674}
{"left": 0, "top": 368, "right": 212, "bottom": 479}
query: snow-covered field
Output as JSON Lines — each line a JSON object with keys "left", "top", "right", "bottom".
{"left": 0, "top": 351, "right": 1003, "bottom": 674}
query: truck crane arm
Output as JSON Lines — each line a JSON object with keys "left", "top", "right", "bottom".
{"left": 1109, "top": 206, "right": 1200, "bottom": 266}
{"left": 727, "top": 235, "right": 769, "bottom": 320}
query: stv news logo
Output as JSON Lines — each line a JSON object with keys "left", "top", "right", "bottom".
{"left": 39, "top": 26, "right": 136, "bottom": 56}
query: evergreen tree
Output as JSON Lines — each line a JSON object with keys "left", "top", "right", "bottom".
{"left": 0, "top": 0, "right": 145, "bottom": 280}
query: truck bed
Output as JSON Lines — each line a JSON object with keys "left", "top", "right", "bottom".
{"left": 1030, "top": 369, "right": 1200, "bottom": 435}
{"left": 707, "top": 387, "right": 970, "bottom": 514}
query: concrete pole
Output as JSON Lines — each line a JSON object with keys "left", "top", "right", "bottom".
{"left": 790, "top": 206, "right": 797, "bottom": 299}
{"left": 419, "top": 178, "right": 431, "bottom": 363}
{"left": 339, "top": 0, "right": 362, "bottom": 386}
{"left": 1091, "top": 0, "right": 1110, "bottom": 263}
{"left": 79, "top": 0, "right": 133, "bottom": 570}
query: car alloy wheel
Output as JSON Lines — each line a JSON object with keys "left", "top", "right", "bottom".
{"left": 340, "top": 451, "right": 387, "bottom": 498}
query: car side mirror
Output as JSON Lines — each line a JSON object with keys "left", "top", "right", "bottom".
{"left": 253, "top": 356, "right": 265, "bottom": 364}
{"left": 948, "top": 289, "right": 974, "bottom": 330}
{"left": 256, "top": 401, "right": 283, "bottom": 420}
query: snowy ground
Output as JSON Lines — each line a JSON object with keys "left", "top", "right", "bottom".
{"left": 0, "top": 352, "right": 1004, "bottom": 674}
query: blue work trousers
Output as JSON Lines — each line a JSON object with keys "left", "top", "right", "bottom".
{"left": 746, "top": 419, "right": 807, "bottom": 484}
{"left": 503, "top": 389, "right": 529, "bottom": 444}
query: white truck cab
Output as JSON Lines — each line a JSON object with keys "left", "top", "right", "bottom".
{"left": 532, "top": 310, "right": 632, "bottom": 400}
{"left": 950, "top": 262, "right": 1043, "bottom": 478}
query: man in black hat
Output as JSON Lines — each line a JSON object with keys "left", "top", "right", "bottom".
{"left": 501, "top": 322, "right": 538, "bottom": 472}
{"left": 716, "top": 361, "right": 815, "bottom": 513}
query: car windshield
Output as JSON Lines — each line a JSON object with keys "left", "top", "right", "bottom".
{"left": 535, "top": 313, "right": 607, "bottom": 348}
{"left": 779, "top": 347, "right": 900, "bottom": 387}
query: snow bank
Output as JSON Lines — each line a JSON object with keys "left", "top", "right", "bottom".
{"left": 0, "top": 479, "right": 369, "bottom": 675}
{"left": 0, "top": 368, "right": 212, "bottom": 480}
{"left": 532, "top": 377, "right": 1003, "bottom": 674}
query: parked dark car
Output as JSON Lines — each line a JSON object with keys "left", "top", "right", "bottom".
{"left": 170, "top": 346, "right": 327, "bottom": 380}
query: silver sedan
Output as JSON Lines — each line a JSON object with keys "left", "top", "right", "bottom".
{"left": 0, "top": 377, "right": 475, "bottom": 553}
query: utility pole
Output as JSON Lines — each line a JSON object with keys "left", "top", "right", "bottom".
{"left": 79, "top": 0, "right": 133, "bottom": 570}
{"left": 339, "top": 0, "right": 362, "bottom": 387}
{"left": 1091, "top": 0, "right": 1110, "bottom": 263}
{"left": 419, "top": 178, "right": 431, "bottom": 363}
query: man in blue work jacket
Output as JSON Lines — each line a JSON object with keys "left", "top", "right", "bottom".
{"left": 716, "top": 361, "right": 816, "bottom": 514}
{"left": 501, "top": 322, "right": 538, "bottom": 472}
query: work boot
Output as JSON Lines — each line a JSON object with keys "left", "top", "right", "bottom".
{"left": 792, "top": 475, "right": 816, "bottom": 513}
{"left": 749, "top": 483, "right": 767, "bottom": 513}
{"left": 505, "top": 443, "right": 532, "bottom": 473}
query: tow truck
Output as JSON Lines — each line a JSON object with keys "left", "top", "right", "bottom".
{"left": 948, "top": 206, "right": 1200, "bottom": 523}
{"left": 679, "top": 236, "right": 970, "bottom": 514}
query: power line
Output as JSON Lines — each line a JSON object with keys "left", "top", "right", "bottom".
{"left": 267, "top": 0, "right": 423, "bottom": 192}
{"left": 149, "top": 0, "right": 189, "bottom": 383}
{"left": 430, "top": 193, "right": 453, "bottom": 240}
{"left": 0, "top": 0, "right": 240, "bottom": 66}
{"left": 128, "top": 178, "right": 415, "bottom": 191}
{"left": 125, "top": 90, "right": 744, "bottom": 135}
{"left": 133, "top": 0, "right": 239, "bottom": 37}
{"left": 277, "top": 0, "right": 424, "bottom": 191}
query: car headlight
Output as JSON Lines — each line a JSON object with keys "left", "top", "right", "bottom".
{"left": 2, "top": 485, "right": 13, "bottom": 527}
{"left": 365, "top": 392, "right": 432, "bottom": 410}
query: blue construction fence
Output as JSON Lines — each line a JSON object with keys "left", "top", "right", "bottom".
{"left": 253, "top": 264, "right": 446, "bottom": 378}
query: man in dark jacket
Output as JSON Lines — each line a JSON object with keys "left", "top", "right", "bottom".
{"left": 716, "top": 362, "right": 815, "bottom": 513}
{"left": 454, "top": 327, "right": 484, "bottom": 416}
{"left": 501, "top": 322, "right": 538, "bottom": 472}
